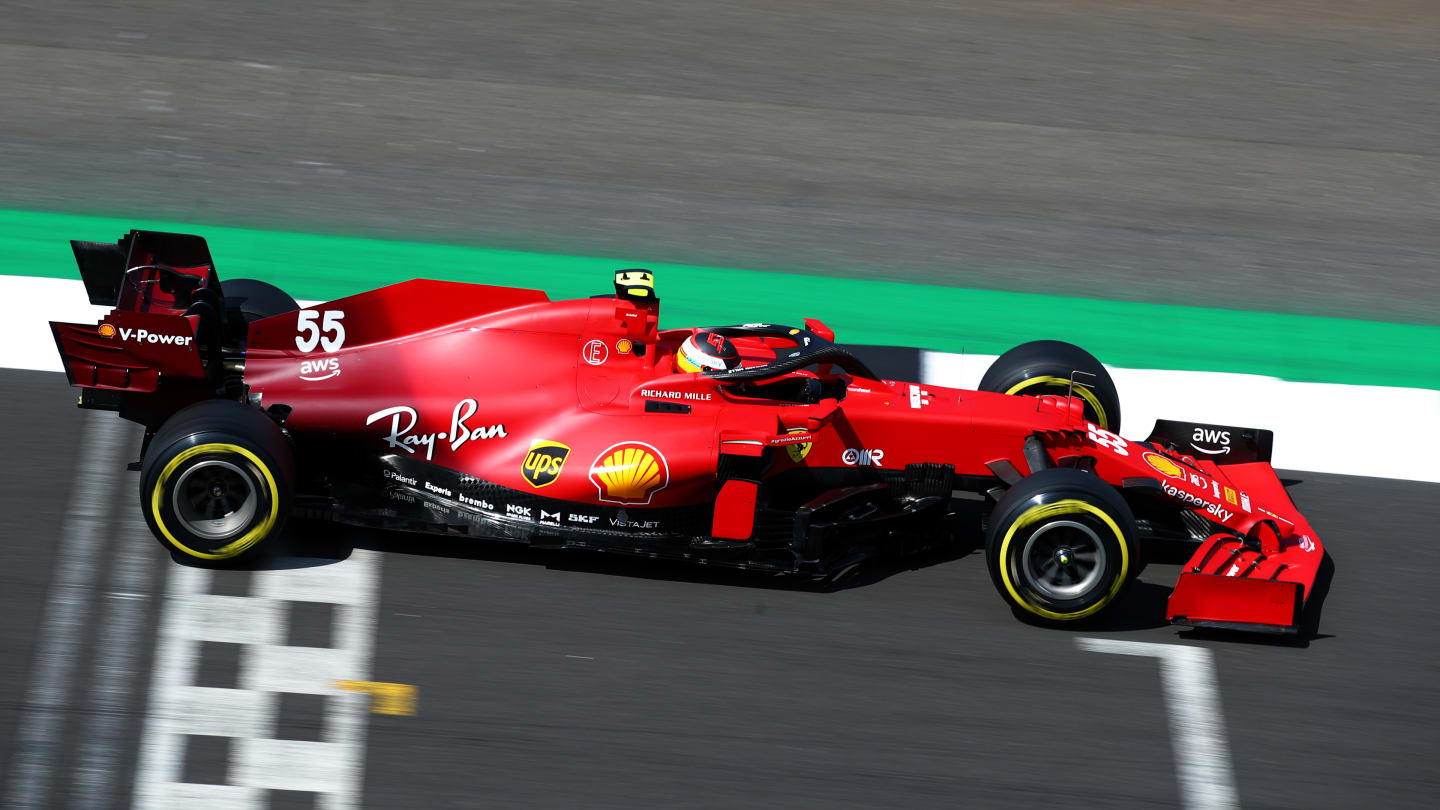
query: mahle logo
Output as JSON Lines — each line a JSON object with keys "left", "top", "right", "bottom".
{"left": 522, "top": 441, "right": 571, "bottom": 488}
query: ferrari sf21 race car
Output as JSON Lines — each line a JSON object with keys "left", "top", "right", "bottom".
{"left": 51, "top": 230, "right": 1327, "bottom": 633}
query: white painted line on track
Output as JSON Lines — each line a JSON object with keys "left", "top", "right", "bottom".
{"left": 1077, "top": 638, "right": 1239, "bottom": 810}
{"left": 2, "top": 276, "right": 112, "bottom": 372}
{"left": 2, "top": 411, "right": 131, "bottom": 810}
{"left": 134, "top": 551, "right": 381, "bottom": 810}
{"left": 923, "top": 350, "right": 1440, "bottom": 483}
{"left": 69, "top": 505, "right": 159, "bottom": 810}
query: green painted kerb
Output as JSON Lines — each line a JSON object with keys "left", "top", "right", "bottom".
{"left": 4, "top": 209, "right": 1437, "bottom": 389}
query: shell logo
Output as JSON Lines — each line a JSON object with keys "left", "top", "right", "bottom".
{"left": 1142, "top": 451, "right": 1185, "bottom": 479}
{"left": 98, "top": 323, "right": 116, "bottom": 338}
{"left": 589, "top": 441, "right": 669, "bottom": 505}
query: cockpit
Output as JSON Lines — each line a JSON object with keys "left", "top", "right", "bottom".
{"left": 605, "top": 269, "right": 882, "bottom": 406}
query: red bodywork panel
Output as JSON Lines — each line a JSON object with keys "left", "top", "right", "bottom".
{"left": 712, "top": 480, "right": 760, "bottom": 540}
{"left": 239, "top": 282, "right": 1097, "bottom": 511}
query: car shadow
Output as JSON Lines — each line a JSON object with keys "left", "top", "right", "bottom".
{"left": 242, "top": 509, "right": 990, "bottom": 599}
{"left": 1041, "top": 579, "right": 1178, "bottom": 633}
{"left": 336, "top": 517, "right": 981, "bottom": 593}
{"left": 167, "top": 530, "right": 354, "bottom": 570}
{"left": 211, "top": 507, "right": 1334, "bottom": 645}
{"left": 213, "top": 505, "right": 984, "bottom": 591}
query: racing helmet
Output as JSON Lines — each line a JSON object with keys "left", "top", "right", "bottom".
{"left": 676, "top": 330, "right": 740, "bottom": 373}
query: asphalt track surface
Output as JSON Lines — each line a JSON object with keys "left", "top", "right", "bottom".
{"left": 4, "top": 1, "right": 1440, "bottom": 325}
{"left": 3, "top": 367, "right": 1439, "bottom": 809}
{"left": 5, "top": 2, "right": 1440, "bottom": 807}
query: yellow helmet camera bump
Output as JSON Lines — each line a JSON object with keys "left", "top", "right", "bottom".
{"left": 614, "top": 269, "right": 657, "bottom": 302}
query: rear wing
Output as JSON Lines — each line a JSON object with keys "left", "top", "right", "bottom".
{"left": 51, "top": 231, "right": 228, "bottom": 417}
{"left": 70, "top": 230, "right": 219, "bottom": 309}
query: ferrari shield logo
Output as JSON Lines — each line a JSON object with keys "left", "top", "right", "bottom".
{"left": 589, "top": 441, "right": 669, "bottom": 505}
{"left": 785, "top": 428, "right": 812, "bottom": 463}
{"left": 522, "top": 441, "right": 571, "bottom": 488}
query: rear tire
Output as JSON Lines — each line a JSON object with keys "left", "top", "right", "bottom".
{"left": 140, "top": 400, "right": 294, "bottom": 565}
{"left": 985, "top": 468, "right": 1139, "bottom": 624}
{"left": 222, "top": 278, "right": 299, "bottom": 323}
{"left": 978, "top": 340, "right": 1121, "bottom": 432}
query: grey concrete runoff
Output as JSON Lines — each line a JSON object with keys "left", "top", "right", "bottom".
{"left": 3, "top": 1, "right": 1440, "bottom": 323}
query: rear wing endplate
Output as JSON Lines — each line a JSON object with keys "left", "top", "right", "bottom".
{"left": 71, "top": 230, "right": 217, "bottom": 308}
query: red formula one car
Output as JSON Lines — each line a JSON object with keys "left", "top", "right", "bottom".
{"left": 51, "top": 230, "right": 1326, "bottom": 633}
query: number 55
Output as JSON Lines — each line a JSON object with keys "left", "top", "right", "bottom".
{"left": 295, "top": 310, "right": 346, "bottom": 353}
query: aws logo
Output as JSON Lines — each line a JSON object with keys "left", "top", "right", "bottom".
{"left": 1190, "top": 427, "right": 1232, "bottom": 456}
{"left": 589, "top": 441, "right": 669, "bottom": 505}
{"left": 522, "top": 441, "right": 571, "bottom": 488}
{"left": 299, "top": 357, "right": 341, "bottom": 382}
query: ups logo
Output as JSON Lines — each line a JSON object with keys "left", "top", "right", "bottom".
{"left": 522, "top": 441, "right": 571, "bottom": 488}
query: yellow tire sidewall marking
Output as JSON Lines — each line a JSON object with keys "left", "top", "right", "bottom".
{"left": 998, "top": 498, "right": 1129, "bottom": 621}
{"left": 1005, "top": 375, "right": 1109, "bottom": 430}
{"left": 151, "top": 442, "right": 280, "bottom": 560}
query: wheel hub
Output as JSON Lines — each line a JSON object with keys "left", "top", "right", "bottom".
{"left": 1021, "top": 519, "right": 1107, "bottom": 601}
{"left": 172, "top": 458, "right": 259, "bottom": 542}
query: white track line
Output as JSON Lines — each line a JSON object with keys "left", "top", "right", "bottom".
{"left": 2, "top": 411, "right": 131, "bottom": 810}
{"left": 133, "top": 551, "right": 381, "bottom": 810}
{"left": 2, "top": 276, "right": 112, "bottom": 372}
{"left": 69, "top": 507, "right": 159, "bottom": 809}
{"left": 922, "top": 350, "right": 1440, "bottom": 483}
{"left": 1077, "top": 639, "right": 1239, "bottom": 810}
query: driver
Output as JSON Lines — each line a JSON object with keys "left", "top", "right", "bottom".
{"left": 676, "top": 329, "right": 741, "bottom": 373}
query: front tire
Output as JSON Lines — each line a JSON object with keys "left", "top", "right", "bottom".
{"left": 985, "top": 468, "right": 1139, "bottom": 624}
{"left": 978, "top": 340, "right": 1121, "bottom": 432}
{"left": 140, "top": 400, "right": 294, "bottom": 564}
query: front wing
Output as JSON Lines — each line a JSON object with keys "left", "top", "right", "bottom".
{"left": 1163, "top": 461, "right": 1325, "bottom": 634}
